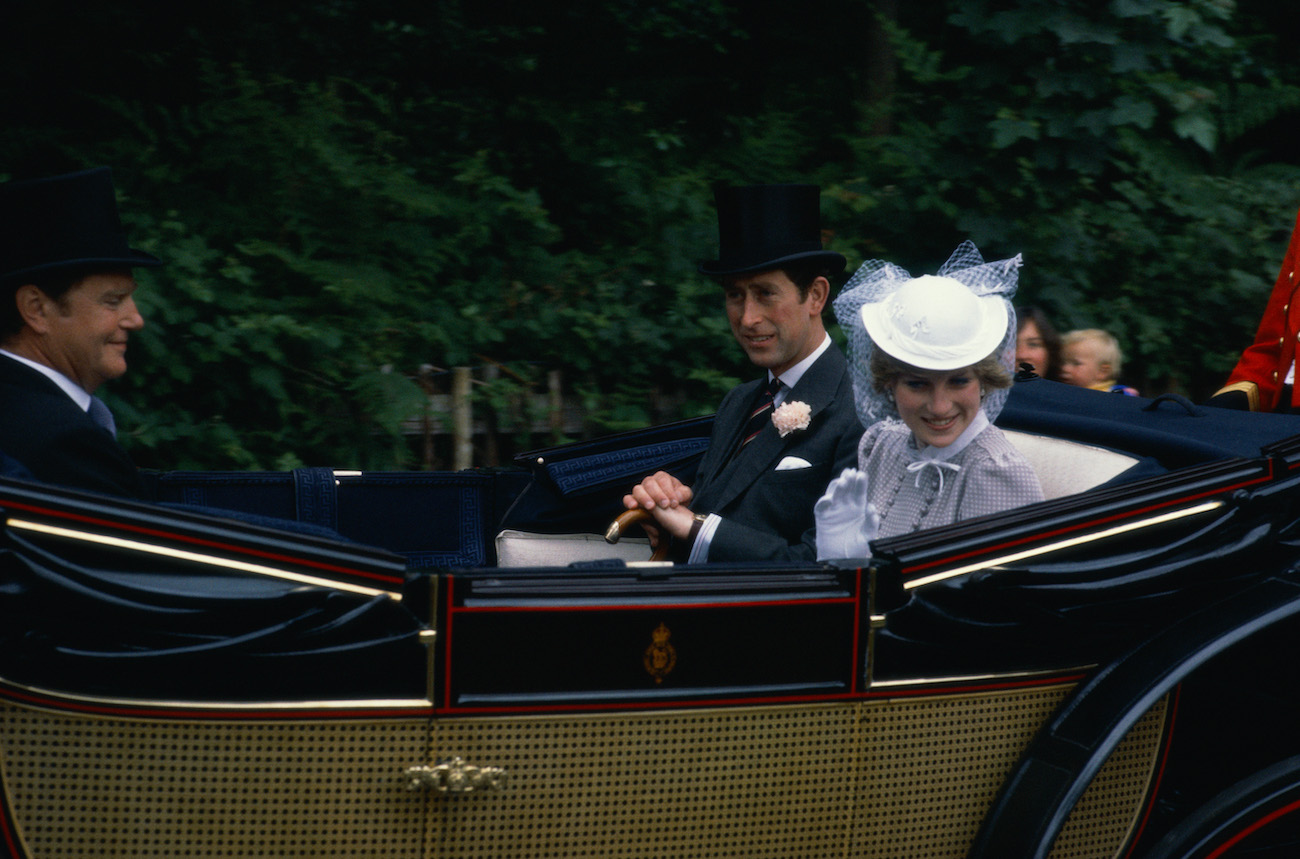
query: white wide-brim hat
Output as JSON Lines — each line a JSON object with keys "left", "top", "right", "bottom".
{"left": 860, "top": 274, "right": 1009, "bottom": 371}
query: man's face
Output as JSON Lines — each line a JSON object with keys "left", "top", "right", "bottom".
{"left": 724, "top": 270, "right": 828, "bottom": 379}
{"left": 38, "top": 271, "right": 145, "bottom": 392}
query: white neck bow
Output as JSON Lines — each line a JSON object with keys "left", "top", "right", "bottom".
{"left": 906, "top": 410, "right": 990, "bottom": 491}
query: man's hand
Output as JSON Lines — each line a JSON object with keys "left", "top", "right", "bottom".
{"left": 624, "top": 471, "right": 692, "bottom": 511}
{"left": 623, "top": 471, "right": 697, "bottom": 542}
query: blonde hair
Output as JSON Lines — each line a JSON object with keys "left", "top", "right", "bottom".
{"left": 1063, "top": 328, "right": 1122, "bottom": 377}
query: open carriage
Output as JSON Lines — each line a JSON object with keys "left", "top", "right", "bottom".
{"left": 3, "top": 375, "right": 1300, "bottom": 858}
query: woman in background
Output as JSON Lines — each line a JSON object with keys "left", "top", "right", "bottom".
{"left": 1015, "top": 305, "right": 1061, "bottom": 381}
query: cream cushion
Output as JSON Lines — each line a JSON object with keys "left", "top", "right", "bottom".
{"left": 496, "top": 529, "right": 653, "bottom": 568}
{"left": 1001, "top": 429, "right": 1139, "bottom": 500}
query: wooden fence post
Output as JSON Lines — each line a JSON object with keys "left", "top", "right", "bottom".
{"left": 548, "top": 369, "right": 564, "bottom": 444}
{"left": 453, "top": 366, "right": 473, "bottom": 471}
{"left": 418, "top": 364, "right": 437, "bottom": 471}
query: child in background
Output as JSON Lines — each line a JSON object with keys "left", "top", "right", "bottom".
{"left": 1059, "top": 329, "right": 1139, "bottom": 396}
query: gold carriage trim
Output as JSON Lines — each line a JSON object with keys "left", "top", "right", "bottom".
{"left": 905, "top": 501, "right": 1223, "bottom": 589}
{"left": 6, "top": 518, "right": 399, "bottom": 600}
{"left": 1212, "top": 380, "right": 1261, "bottom": 412}
{"left": 643, "top": 622, "right": 677, "bottom": 684}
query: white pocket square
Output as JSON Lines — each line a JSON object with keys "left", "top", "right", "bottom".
{"left": 775, "top": 456, "right": 812, "bottom": 471}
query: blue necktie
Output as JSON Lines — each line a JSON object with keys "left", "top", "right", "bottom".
{"left": 87, "top": 396, "right": 117, "bottom": 438}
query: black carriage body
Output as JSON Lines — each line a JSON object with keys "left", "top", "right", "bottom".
{"left": 3, "top": 380, "right": 1300, "bottom": 856}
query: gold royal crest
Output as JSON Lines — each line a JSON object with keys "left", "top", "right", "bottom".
{"left": 643, "top": 622, "right": 677, "bottom": 684}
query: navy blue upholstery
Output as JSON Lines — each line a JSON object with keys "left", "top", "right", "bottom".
{"left": 141, "top": 467, "right": 529, "bottom": 568}
{"left": 501, "top": 416, "right": 714, "bottom": 535}
{"left": 0, "top": 452, "right": 33, "bottom": 480}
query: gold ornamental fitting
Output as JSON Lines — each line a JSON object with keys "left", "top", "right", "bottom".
{"left": 643, "top": 622, "right": 677, "bottom": 684}
{"left": 405, "top": 757, "right": 508, "bottom": 794}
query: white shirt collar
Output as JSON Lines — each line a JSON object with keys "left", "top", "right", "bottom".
{"left": 0, "top": 348, "right": 92, "bottom": 411}
{"left": 769, "top": 333, "right": 831, "bottom": 404}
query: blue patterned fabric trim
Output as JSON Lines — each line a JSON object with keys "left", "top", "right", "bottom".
{"left": 293, "top": 467, "right": 339, "bottom": 530}
{"left": 544, "top": 438, "right": 711, "bottom": 496}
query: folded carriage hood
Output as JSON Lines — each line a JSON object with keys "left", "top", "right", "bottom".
{"left": 999, "top": 375, "right": 1300, "bottom": 469}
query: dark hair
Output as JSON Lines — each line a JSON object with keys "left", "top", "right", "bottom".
{"left": 780, "top": 261, "right": 837, "bottom": 300}
{"left": 0, "top": 266, "right": 99, "bottom": 340}
{"left": 1015, "top": 305, "right": 1062, "bottom": 381}
{"left": 869, "top": 348, "right": 1013, "bottom": 398}
{"left": 717, "top": 260, "right": 836, "bottom": 302}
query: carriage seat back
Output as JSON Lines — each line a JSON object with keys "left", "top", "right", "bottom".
{"left": 1001, "top": 429, "right": 1140, "bottom": 500}
{"left": 495, "top": 529, "right": 652, "bottom": 567}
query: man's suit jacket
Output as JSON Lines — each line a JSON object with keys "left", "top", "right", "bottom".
{"left": 0, "top": 354, "right": 143, "bottom": 497}
{"left": 691, "top": 344, "right": 862, "bottom": 562}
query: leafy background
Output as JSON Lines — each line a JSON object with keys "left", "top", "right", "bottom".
{"left": 3, "top": 0, "right": 1298, "bottom": 471}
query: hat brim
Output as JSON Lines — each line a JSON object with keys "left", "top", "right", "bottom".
{"left": 862, "top": 294, "right": 1008, "bottom": 372}
{"left": 699, "top": 249, "right": 846, "bottom": 278}
{"left": 1, "top": 250, "right": 163, "bottom": 287}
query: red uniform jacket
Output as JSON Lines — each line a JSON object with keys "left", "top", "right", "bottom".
{"left": 1217, "top": 208, "right": 1300, "bottom": 412}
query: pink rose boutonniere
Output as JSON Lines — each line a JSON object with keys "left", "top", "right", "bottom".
{"left": 771, "top": 400, "right": 812, "bottom": 438}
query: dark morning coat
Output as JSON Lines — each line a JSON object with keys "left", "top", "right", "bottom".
{"left": 691, "top": 344, "right": 862, "bottom": 562}
{"left": 0, "top": 354, "right": 143, "bottom": 497}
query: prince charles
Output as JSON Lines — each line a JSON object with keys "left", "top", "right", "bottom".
{"left": 623, "top": 184, "right": 863, "bottom": 562}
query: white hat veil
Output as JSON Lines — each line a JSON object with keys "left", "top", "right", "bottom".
{"left": 832, "top": 241, "right": 1022, "bottom": 426}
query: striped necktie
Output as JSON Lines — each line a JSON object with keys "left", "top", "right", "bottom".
{"left": 739, "top": 377, "right": 782, "bottom": 450}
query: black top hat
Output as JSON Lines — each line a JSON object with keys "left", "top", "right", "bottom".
{"left": 0, "top": 167, "right": 162, "bottom": 288}
{"left": 698, "top": 183, "right": 846, "bottom": 277}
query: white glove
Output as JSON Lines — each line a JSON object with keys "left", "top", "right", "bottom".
{"left": 815, "top": 468, "right": 879, "bottom": 561}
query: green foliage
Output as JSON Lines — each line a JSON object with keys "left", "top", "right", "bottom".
{"left": 838, "top": 0, "right": 1300, "bottom": 394}
{"left": 3, "top": 0, "right": 1300, "bottom": 469}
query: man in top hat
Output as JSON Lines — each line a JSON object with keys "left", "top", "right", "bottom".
{"left": 622, "top": 184, "right": 863, "bottom": 562}
{"left": 0, "top": 166, "right": 161, "bottom": 497}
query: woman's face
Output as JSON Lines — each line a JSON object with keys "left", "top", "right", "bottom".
{"left": 893, "top": 367, "right": 982, "bottom": 448}
{"left": 1016, "top": 319, "right": 1050, "bottom": 376}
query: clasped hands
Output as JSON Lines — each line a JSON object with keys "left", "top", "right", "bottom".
{"left": 624, "top": 467, "right": 878, "bottom": 559}
{"left": 622, "top": 471, "right": 697, "bottom": 547}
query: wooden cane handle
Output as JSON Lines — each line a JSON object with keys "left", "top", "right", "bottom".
{"left": 605, "top": 508, "right": 671, "bottom": 562}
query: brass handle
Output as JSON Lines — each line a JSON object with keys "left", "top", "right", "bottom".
{"left": 405, "top": 757, "right": 507, "bottom": 794}
{"left": 605, "top": 508, "right": 670, "bottom": 561}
